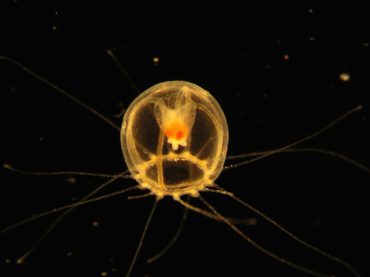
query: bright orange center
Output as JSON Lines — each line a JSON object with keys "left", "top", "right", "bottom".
{"left": 164, "top": 121, "right": 187, "bottom": 140}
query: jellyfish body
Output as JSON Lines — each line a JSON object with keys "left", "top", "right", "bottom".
{"left": 120, "top": 81, "right": 229, "bottom": 199}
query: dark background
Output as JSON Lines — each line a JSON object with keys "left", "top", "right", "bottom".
{"left": 1, "top": 1, "right": 369, "bottom": 277}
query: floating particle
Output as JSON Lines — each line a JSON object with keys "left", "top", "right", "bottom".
{"left": 339, "top": 73, "right": 350, "bottom": 82}
{"left": 153, "top": 56, "right": 160, "bottom": 66}
{"left": 65, "top": 176, "right": 77, "bottom": 185}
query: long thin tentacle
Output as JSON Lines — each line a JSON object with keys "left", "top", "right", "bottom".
{"left": 226, "top": 148, "right": 370, "bottom": 174}
{"left": 198, "top": 194, "right": 333, "bottom": 277}
{"left": 4, "top": 163, "right": 131, "bottom": 178}
{"left": 207, "top": 186, "right": 361, "bottom": 277}
{"left": 126, "top": 199, "right": 158, "bottom": 277}
{"left": 1, "top": 184, "right": 139, "bottom": 235}
{"left": 147, "top": 198, "right": 189, "bottom": 264}
{"left": 106, "top": 49, "right": 140, "bottom": 94}
{"left": 175, "top": 196, "right": 256, "bottom": 225}
{"left": 0, "top": 56, "right": 120, "bottom": 131}
{"left": 224, "top": 105, "right": 363, "bottom": 171}
{"left": 15, "top": 172, "right": 131, "bottom": 264}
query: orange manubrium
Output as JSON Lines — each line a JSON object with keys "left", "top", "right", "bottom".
{"left": 164, "top": 121, "right": 188, "bottom": 140}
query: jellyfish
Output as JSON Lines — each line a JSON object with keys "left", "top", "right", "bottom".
{"left": 1, "top": 56, "right": 368, "bottom": 277}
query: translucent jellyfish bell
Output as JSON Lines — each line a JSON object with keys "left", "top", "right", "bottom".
{"left": 120, "top": 81, "right": 229, "bottom": 199}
